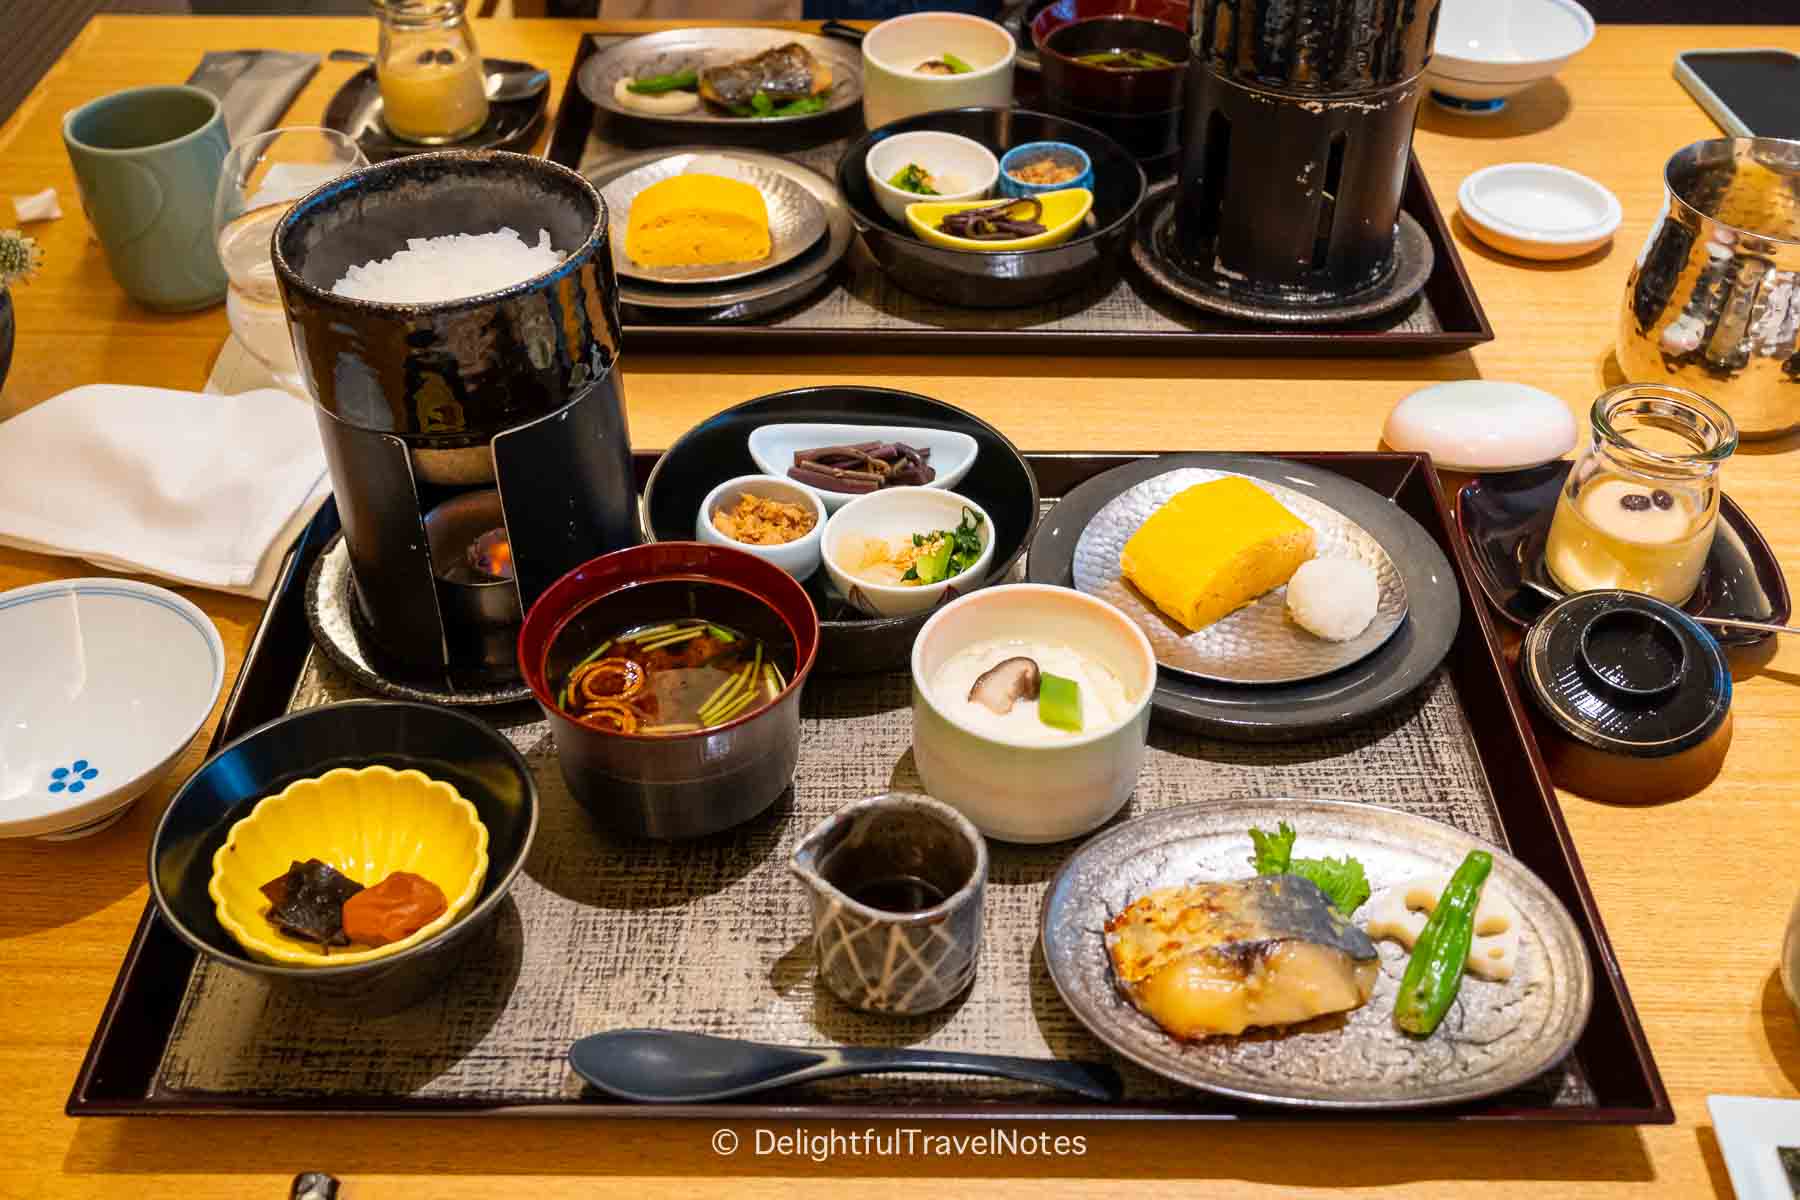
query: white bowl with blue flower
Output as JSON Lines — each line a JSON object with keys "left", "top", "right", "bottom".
{"left": 0, "top": 578, "right": 224, "bottom": 840}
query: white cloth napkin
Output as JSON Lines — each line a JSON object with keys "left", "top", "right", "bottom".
{"left": 0, "top": 384, "right": 328, "bottom": 597}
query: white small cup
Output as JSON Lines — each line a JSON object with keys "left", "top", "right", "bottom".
{"left": 821, "top": 487, "right": 995, "bottom": 618}
{"left": 910, "top": 584, "right": 1156, "bottom": 844}
{"left": 866, "top": 131, "right": 999, "bottom": 226}
{"left": 862, "top": 13, "right": 1017, "bottom": 130}
{"left": 696, "top": 474, "right": 826, "bottom": 580}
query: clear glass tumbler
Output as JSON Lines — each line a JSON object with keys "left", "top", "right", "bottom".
{"left": 211, "top": 127, "right": 367, "bottom": 396}
{"left": 373, "top": 0, "right": 490, "bottom": 145}
{"left": 1544, "top": 384, "right": 1737, "bottom": 605}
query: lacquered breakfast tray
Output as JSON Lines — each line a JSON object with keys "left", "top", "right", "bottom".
{"left": 69, "top": 452, "right": 1668, "bottom": 1124}
{"left": 542, "top": 34, "right": 1494, "bottom": 357}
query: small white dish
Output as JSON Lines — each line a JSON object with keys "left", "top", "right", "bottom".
{"left": 1425, "top": 0, "right": 1595, "bottom": 114}
{"left": 1383, "top": 379, "right": 1578, "bottom": 472}
{"left": 1458, "top": 163, "right": 1620, "bottom": 260}
{"left": 0, "top": 578, "right": 224, "bottom": 840}
{"left": 822, "top": 487, "right": 995, "bottom": 618}
{"left": 862, "top": 12, "right": 1017, "bottom": 131}
{"left": 911, "top": 583, "right": 1155, "bottom": 843}
{"left": 748, "top": 421, "right": 980, "bottom": 514}
{"left": 1708, "top": 1096, "right": 1800, "bottom": 1200}
{"left": 865, "top": 131, "right": 999, "bottom": 226}
{"left": 695, "top": 473, "right": 826, "bottom": 580}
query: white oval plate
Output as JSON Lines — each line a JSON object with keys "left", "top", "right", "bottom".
{"left": 603, "top": 152, "right": 828, "bottom": 285}
{"left": 1457, "top": 162, "right": 1620, "bottom": 261}
{"left": 748, "top": 422, "right": 980, "bottom": 513}
{"left": 0, "top": 578, "right": 224, "bottom": 839}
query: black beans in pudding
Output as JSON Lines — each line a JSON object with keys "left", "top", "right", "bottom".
{"left": 1619, "top": 492, "right": 1652, "bottom": 512}
{"left": 1652, "top": 489, "right": 1675, "bottom": 510}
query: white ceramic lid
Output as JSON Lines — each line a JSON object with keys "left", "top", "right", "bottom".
{"left": 1458, "top": 162, "right": 1621, "bottom": 257}
{"left": 1384, "top": 380, "right": 1578, "bottom": 473}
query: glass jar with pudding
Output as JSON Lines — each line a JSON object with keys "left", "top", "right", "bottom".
{"left": 1544, "top": 384, "right": 1737, "bottom": 604}
{"left": 372, "top": 0, "right": 489, "bottom": 145}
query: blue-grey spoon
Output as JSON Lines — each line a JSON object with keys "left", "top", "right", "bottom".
{"left": 569, "top": 1029, "right": 1123, "bottom": 1103}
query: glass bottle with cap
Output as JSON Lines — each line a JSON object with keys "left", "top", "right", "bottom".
{"left": 372, "top": 0, "right": 489, "bottom": 145}
{"left": 1544, "top": 383, "right": 1736, "bottom": 605}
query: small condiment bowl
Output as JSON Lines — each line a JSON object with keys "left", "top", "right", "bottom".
{"left": 208, "top": 764, "right": 490, "bottom": 968}
{"left": 695, "top": 473, "right": 826, "bottom": 581}
{"left": 906, "top": 187, "right": 1094, "bottom": 252}
{"left": 0, "top": 577, "right": 225, "bottom": 841}
{"left": 865, "top": 130, "right": 999, "bottom": 226}
{"left": 910, "top": 584, "right": 1155, "bottom": 843}
{"left": 821, "top": 487, "right": 996, "bottom": 618}
{"left": 1424, "top": 0, "right": 1595, "bottom": 114}
{"left": 746, "top": 420, "right": 982, "bottom": 515}
{"left": 861, "top": 12, "right": 1017, "bottom": 131}
{"left": 1031, "top": 6, "right": 1190, "bottom": 115}
{"left": 1457, "top": 163, "right": 1621, "bottom": 261}
{"left": 998, "top": 142, "right": 1094, "bottom": 198}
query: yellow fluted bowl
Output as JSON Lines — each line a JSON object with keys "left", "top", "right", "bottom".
{"left": 208, "top": 765, "right": 490, "bottom": 968}
{"left": 905, "top": 188, "right": 1093, "bottom": 252}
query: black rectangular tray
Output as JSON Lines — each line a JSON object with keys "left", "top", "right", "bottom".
{"left": 69, "top": 451, "right": 1668, "bottom": 1123}
{"left": 543, "top": 33, "right": 1493, "bottom": 357}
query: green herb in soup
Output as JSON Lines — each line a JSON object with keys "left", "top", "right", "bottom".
{"left": 1075, "top": 48, "right": 1178, "bottom": 69}
{"left": 558, "top": 617, "right": 791, "bottom": 734}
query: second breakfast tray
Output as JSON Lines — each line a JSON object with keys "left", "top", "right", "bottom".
{"left": 70, "top": 452, "right": 1668, "bottom": 1124}
{"left": 543, "top": 34, "right": 1493, "bottom": 357}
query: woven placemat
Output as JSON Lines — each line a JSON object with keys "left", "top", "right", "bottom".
{"left": 154, "top": 646, "right": 1589, "bottom": 1108}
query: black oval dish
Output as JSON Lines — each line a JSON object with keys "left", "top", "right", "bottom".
{"left": 322, "top": 58, "right": 549, "bottom": 163}
{"left": 643, "top": 386, "right": 1040, "bottom": 675}
{"left": 1455, "top": 461, "right": 1790, "bottom": 647}
{"left": 1025, "top": 454, "right": 1460, "bottom": 741}
{"left": 837, "top": 107, "right": 1147, "bottom": 309}
{"left": 148, "top": 701, "right": 538, "bottom": 1016}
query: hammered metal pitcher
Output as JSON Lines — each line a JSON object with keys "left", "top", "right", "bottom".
{"left": 1618, "top": 137, "right": 1800, "bottom": 440}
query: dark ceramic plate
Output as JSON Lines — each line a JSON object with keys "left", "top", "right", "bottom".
{"left": 1026, "top": 453, "right": 1460, "bottom": 740}
{"left": 321, "top": 58, "right": 548, "bottom": 162}
{"left": 1455, "top": 462, "right": 1791, "bottom": 647}
{"left": 643, "top": 387, "right": 1039, "bottom": 675}
{"left": 147, "top": 701, "right": 538, "bottom": 1015}
{"left": 836, "top": 107, "right": 1147, "bottom": 309}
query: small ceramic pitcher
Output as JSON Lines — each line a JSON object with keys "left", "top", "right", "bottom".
{"left": 791, "top": 793, "right": 987, "bottom": 1016}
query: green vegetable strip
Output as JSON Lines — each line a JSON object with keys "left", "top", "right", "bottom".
{"left": 708, "top": 689, "right": 759, "bottom": 726}
{"left": 627, "top": 69, "right": 697, "bottom": 94}
{"left": 1393, "top": 850, "right": 1494, "bottom": 1038}
{"left": 640, "top": 722, "right": 701, "bottom": 734}
{"left": 698, "top": 660, "right": 757, "bottom": 725}
{"left": 696, "top": 671, "right": 742, "bottom": 718}
{"left": 763, "top": 663, "right": 781, "bottom": 697}
{"left": 618, "top": 624, "right": 674, "bottom": 643}
{"left": 568, "top": 639, "right": 615, "bottom": 674}
{"left": 635, "top": 626, "right": 705, "bottom": 652}
{"left": 769, "top": 660, "right": 785, "bottom": 690}
{"left": 707, "top": 625, "right": 738, "bottom": 642}
{"left": 941, "top": 52, "right": 974, "bottom": 74}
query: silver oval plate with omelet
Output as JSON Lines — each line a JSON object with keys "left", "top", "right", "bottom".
{"left": 1040, "top": 797, "right": 1594, "bottom": 1110}
{"left": 1071, "top": 466, "right": 1408, "bottom": 685}
{"left": 601, "top": 152, "right": 829, "bottom": 286}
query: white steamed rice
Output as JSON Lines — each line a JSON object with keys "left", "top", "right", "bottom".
{"left": 329, "top": 227, "right": 564, "bottom": 303}
{"left": 1286, "top": 557, "right": 1379, "bottom": 642}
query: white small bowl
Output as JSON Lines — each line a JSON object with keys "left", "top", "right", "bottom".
{"left": 1457, "top": 162, "right": 1621, "bottom": 260}
{"left": 862, "top": 13, "right": 1017, "bottom": 131}
{"left": 747, "top": 421, "right": 981, "bottom": 514}
{"left": 695, "top": 474, "right": 826, "bottom": 580}
{"left": 865, "top": 131, "right": 1000, "bottom": 226}
{"left": 0, "top": 578, "right": 225, "bottom": 840}
{"left": 821, "top": 487, "right": 995, "bottom": 618}
{"left": 911, "top": 584, "right": 1156, "bottom": 843}
{"left": 1425, "top": 0, "right": 1595, "bottom": 114}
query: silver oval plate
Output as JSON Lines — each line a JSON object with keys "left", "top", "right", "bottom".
{"left": 1072, "top": 467, "right": 1408, "bottom": 684}
{"left": 1040, "top": 797, "right": 1594, "bottom": 1110}
{"left": 577, "top": 28, "right": 862, "bottom": 129}
{"left": 603, "top": 152, "right": 828, "bottom": 286}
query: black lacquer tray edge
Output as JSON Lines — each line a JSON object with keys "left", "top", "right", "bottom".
{"left": 541, "top": 34, "right": 1493, "bottom": 358}
{"left": 68, "top": 451, "right": 1667, "bottom": 1125}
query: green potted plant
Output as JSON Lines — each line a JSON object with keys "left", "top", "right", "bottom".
{"left": 0, "top": 229, "right": 43, "bottom": 397}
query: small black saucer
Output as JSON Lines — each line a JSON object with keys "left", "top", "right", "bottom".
{"left": 322, "top": 58, "right": 548, "bottom": 164}
{"left": 1130, "top": 187, "right": 1435, "bottom": 325}
{"left": 1456, "top": 461, "right": 1791, "bottom": 647}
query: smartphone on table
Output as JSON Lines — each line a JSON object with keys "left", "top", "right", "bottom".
{"left": 1674, "top": 49, "right": 1800, "bottom": 139}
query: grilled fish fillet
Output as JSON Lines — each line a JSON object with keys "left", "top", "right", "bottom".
{"left": 1105, "top": 876, "right": 1378, "bottom": 1039}
{"left": 699, "top": 43, "right": 832, "bottom": 107}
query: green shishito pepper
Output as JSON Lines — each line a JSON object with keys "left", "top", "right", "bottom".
{"left": 1393, "top": 849, "right": 1494, "bottom": 1037}
{"left": 627, "top": 69, "right": 698, "bottom": 94}
{"left": 728, "top": 92, "right": 830, "bottom": 118}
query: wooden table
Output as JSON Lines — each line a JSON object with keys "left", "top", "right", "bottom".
{"left": 2, "top": 16, "right": 1798, "bottom": 1199}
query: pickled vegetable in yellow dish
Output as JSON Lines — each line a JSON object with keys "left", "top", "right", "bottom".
{"left": 624, "top": 173, "right": 771, "bottom": 268}
{"left": 1120, "top": 477, "right": 1315, "bottom": 631}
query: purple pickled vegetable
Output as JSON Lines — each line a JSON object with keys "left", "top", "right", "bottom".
{"left": 788, "top": 441, "right": 937, "bottom": 493}
{"left": 939, "top": 197, "right": 1047, "bottom": 241}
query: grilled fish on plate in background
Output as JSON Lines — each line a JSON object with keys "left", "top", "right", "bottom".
{"left": 700, "top": 43, "right": 832, "bottom": 108}
{"left": 1105, "top": 875, "right": 1379, "bottom": 1039}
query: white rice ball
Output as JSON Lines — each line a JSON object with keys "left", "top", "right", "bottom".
{"left": 1286, "top": 557, "right": 1379, "bottom": 642}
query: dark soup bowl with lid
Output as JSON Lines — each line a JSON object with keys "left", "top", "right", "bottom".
{"left": 519, "top": 542, "right": 821, "bottom": 840}
{"left": 1519, "top": 590, "right": 1732, "bottom": 804}
{"left": 1031, "top": 0, "right": 1190, "bottom": 114}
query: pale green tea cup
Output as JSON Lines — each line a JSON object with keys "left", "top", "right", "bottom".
{"left": 62, "top": 85, "right": 230, "bottom": 312}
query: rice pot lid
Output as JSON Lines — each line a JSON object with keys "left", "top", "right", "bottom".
{"left": 1520, "top": 590, "right": 1730, "bottom": 758}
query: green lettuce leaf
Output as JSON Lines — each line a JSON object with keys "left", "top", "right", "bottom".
{"left": 1247, "top": 821, "right": 1297, "bottom": 875}
{"left": 1246, "top": 821, "right": 1370, "bottom": 915}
